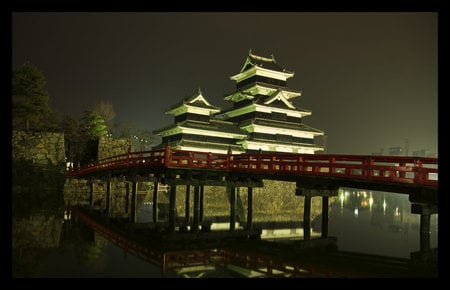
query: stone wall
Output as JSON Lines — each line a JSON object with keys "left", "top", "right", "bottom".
{"left": 175, "top": 180, "right": 333, "bottom": 223}
{"left": 12, "top": 130, "right": 65, "bottom": 166}
{"left": 12, "top": 131, "right": 129, "bottom": 167}
{"left": 97, "top": 136, "right": 131, "bottom": 160}
{"left": 12, "top": 130, "right": 66, "bottom": 217}
{"left": 64, "top": 178, "right": 152, "bottom": 217}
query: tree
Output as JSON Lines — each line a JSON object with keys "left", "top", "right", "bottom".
{"left": 81, "top": 110, "right": 107, "bottom": 139}
{"left": 93, "top": 100, "right": 116, "bottom": 132}
{"left": 12, "top": 62, "right": 58, "bottom": 131}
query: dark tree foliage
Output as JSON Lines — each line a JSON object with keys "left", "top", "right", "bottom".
{"left": 93, "top": 99, "right": 116, "bottom": 132}
{"left": 12, "top": 62, "right": 59, "bottom": 132}
{"left": 81, "top": 110, "right": 108, "bottom": 139}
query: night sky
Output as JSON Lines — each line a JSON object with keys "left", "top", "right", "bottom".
{"left": 12, "top": 12, "right": 438, "bottom": 155}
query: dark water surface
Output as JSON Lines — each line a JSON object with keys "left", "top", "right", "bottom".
{"left": 13, "top": 188, "right": 438, "bottom": 278}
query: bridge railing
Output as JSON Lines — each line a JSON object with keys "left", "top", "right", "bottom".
{"left": 228, "top": 153, "right": 438, "bottom": 186}
{"left": 68, "top": 145, "right": 437, "bottom": 187}
{"left": 167, "top": 149, "right": 229, "bottom": 169}
{"left": 69, "top": 148, "right": 167, "bottom": 176}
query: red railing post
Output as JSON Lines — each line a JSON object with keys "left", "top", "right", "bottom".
{"left": 362, "top": 157, "right": 373, "bottom": 178}
{"left": 226, "top": 147, "right": 232, "bottom": 169}
{"left": 164, "top": 144, "right": 171, "bottom": 167}
{"left": 368, "top": 157, "right": 374, "bottom": 177}
{"left": 330, "top": 156, "right": 335, "bottom": 174}
{"left": 298, "top": 156, "right": 304, "bottom": 173}
{"left": 127, "top": 145, "right": 132, "bottom": 167}
{"left": 399, "top": 162, "right": 406, "bottom": 179}
{"left": 188, "top": 151, "right": 192, "bottom": 167}
{"left": 413, "top": 158, "right": 423, "bottom": 184}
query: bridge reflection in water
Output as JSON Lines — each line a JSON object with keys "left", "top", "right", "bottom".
{"left": 64, "top": 200, "right": 437, "bottom": 278}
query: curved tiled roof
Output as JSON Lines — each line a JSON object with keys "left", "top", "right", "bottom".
{"left": 241, "top": 50, "right": 293, "bottom": 74}
{"left": 166, "top": 89, "right": 220, "bottom": 113}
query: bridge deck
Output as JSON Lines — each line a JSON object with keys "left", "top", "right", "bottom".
{"left": 67, "top": 146, "right": 437, "bottom": 200}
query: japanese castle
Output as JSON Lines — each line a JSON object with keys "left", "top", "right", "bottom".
{"left": 153, "top": 50, "right": 324, "bottom": 154}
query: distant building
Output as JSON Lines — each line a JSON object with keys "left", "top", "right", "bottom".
{"left": 153, "top": 50, "right": 324, "bottom": 154}
{"left": 388, "top": 147, "right": 403, "bottom": 156}
{"left": 412, "top": 149, "right": 434, "bottom": 157}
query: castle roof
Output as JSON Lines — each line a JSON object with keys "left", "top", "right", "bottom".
{"left": 239, "top": 49, "right": 294, "bottom": 74}
{"left": 166, "top": 88, "right": 220, "bottom": 114}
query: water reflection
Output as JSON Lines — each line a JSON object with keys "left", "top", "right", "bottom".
{"left": 13, "top": 187, "right": 438, "bottom": 278}
{"left": 328, "top": 188, "right": 438, "bottom": 258}
{"left": 38, "top": 220, "right": 164, "bottom": 278}
{"left": 37, "top": 212, "right": 239, "bottom": 278}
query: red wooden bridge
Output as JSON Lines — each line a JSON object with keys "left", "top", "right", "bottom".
{"left": 66, "top": 146, "right": 438, "bottom": 271}
{"left": 68, "top": 145, "right": 437, "bottom": 189}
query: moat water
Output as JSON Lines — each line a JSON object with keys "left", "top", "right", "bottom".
{"left": 12, "top": 188, "right": 438, "bottom": 278}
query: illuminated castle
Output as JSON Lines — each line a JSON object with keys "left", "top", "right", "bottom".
{"left": 153, "top": 50, "right": 324, "bottom": 154}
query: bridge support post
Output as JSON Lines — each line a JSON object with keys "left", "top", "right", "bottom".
{"left": 247, "top": 187, "right": 253, "bottom": 230}
{"left": 303, "top": 194, "right": 311, "bottom": 240}
{"left": 410, "top": 203, "right": 437, "bottom": 261}
{"left": 321, "top": 196, "right": 329, "bottom": 238}
{"left": 192, "top": 185, "right": 200, "bottom": 232}
{"left": 125, "top": 181, "right": 130, "bottom": 214}
{"left": 152, "top": 181, "right": 158, "bottom": 223}
{"left": 199, "top": 185, "right": 204, "bottom": 223}
{"left": 420, "top": 213, "right": 431, "bottom": 252}
{"left": 296, "top": 183, "right": 338, "bottom": 241}
{"left": 130, "top": 180, "right": 138, "bottom": 223}
{"left": 229, "top": 185, "right": 236, "bottom": 231}
{"left": 168, "top": 184, "right": 177, "bottom": 233}
{"left": 185, "top": 185, "right": 191, "bottom": 225}
{"left": 89, "top": 179, "right": 95, "bottom": 208}
{"left": 106, "top": 179, "right": 112, "bottom": 215}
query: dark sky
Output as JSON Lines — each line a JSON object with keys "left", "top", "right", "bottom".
{"left": 12, "top": 12, "right": 438, "bottom": 155}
